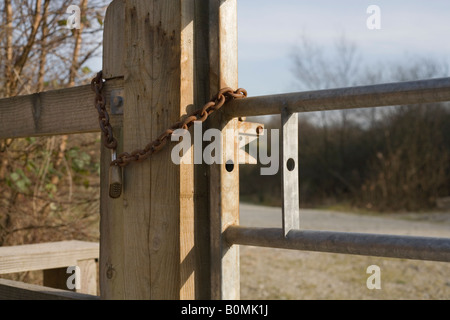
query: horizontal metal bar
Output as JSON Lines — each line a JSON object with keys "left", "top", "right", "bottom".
{"left": 225, "top": 226, "right": 450, "bottom": 262}
{"left": 225, "top": 77, "right": 450, "bottom": 117}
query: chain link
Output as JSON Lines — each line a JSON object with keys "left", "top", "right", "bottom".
{"left": 91, "top": 72, "right": 118, "bottom": 150}
{"left": 91, "top": 71, "right": 247, "bottom": 168}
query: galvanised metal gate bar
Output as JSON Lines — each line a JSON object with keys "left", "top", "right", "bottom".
{"left": 223, "top": 76, "right": 450, "bottom": 265}
{"left": 225, "top": 77, "right": 450, "bottom": 117}
{"left": 225, "top": 227, "right": 450, "bottom": 263}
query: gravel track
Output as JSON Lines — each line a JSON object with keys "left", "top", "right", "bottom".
{"left": 239, "top": 203, "right": 450, "bottom": 300}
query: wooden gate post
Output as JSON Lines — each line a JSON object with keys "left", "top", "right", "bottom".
{"left": 100, "top": 0, "right": 125, "bottom": 300}
{"left": 100, "top": 0, "right": 239, "bottom": 300}
{"left": 208, "top": 0, "right": 240, "bottom": 300}
{"left": 100, "top": 0, "right": 239, "bottom": 299}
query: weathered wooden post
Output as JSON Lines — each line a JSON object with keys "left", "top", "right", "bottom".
{"left": 208, "top": 0, "right": 240, "bottom": 300}
{"left": 100, "top": 0, "right": 239, "bottom": 300}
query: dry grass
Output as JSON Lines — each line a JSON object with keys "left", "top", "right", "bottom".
{"left": 240, "top": 247, "right": 450, "bottom": 300}
{"left": 239, "top": 203, "right": 450, "bottom": 300}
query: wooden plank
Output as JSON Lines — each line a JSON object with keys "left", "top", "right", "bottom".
{"left": 209, "top": 0, "right": 240, "bottom": 300}
{"left": 99, "top": 127, "right": 124, "bottom": 299}
{"left": 179, "top": 0, "right": 196, "bottom": 300}
{"left": 77, "top": 259, "right": 98, "bottom": 295}
{"left": 99, "top": 0, "right": 125, "bottom": 300}
{"left": 123, "top": 0, "right": 163, "bottom": 300}
{"left": 0, "top": 241, "right": 99, "bottom": 275}
{"left": 281, "top": 109, "right": 300, "bottom": 236}
{"left": 0, "top": 80, "right": 124, "bottom": 139}
{"left": 179, "top": 0, "right": 211, "bottom": 300}
{"left": 0, "top": 279, "right": 99, "bottom": 300}
{"left": 0, "top": 85, "right": 93, "bottom": 139}
{"left": 108, "top": 0, "right": 211, "bottom": 300}
{"left": 103, "top": 0, "right": 125, "bottom": 80}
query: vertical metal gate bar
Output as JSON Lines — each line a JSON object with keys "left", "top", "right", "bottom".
{"left": 281, "top": 108, "right": 300, "bottom": 236}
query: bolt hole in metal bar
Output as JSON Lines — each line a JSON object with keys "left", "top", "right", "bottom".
{"left": 226, "top": 160, "right": 235, "bottom": 173}
{"left": 225, "top": 226, "right": 450, "bottom": 262}
{"left": 286, "top": 158, "right": 295, "bottom": 172}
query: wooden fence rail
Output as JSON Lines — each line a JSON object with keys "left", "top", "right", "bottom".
{"left": 3, "top": 77, "right": 449, "bottom": 140}
{"left": 0, "top": 79, "right": 123, "bottom": 139}
{"left": 0, "top": 241, "right": 99, "bottom": 298}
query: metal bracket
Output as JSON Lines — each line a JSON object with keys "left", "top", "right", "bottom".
{"left": 110, "top": 89, "right": 124, "bottom": 115}
{"left": 238, "top": 121, "right": 264, "bottom": 165}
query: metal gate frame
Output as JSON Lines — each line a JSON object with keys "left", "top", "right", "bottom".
{"left": 224, "top": 77, "right": 450, "bottom": 262}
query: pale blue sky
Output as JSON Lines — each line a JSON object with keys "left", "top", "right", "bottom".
{"left": 238, "top": 0, "right": 450, "bottom": 95}
{"left": 92, "top": 1, "right": 450, "bottom": 96}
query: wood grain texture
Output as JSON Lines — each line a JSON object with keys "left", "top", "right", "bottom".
{"left": 100, "top": 0, "right": 125, "bottom": 300}
{"left": 0, "top": 85, "right": 94, "bottom": 139}
{"left": 0, "top": 81, "right": 123, "bottom": 139}
{"left": 103, "top": 0, "right": 125, "bottom": 79}
{"left": 100, "top": 0, "right": 238, "bottom": 300}
{"left": 179, "top": 0, "right": 196, "bottom": 299}
{"left": 77, "top": 259, "right": 98, "bottom": 295}
{"left": 0, "top": 241, "right": 98, "bottom": 275}
{"left": 208, "top": 0, "right": 240, "bottom": 300}
{"left": 0, "top": 279, "right": 99, "bottom": 300}
{"left": 123, "top": 0, "right": 160, "bottom": 300}
{"left": 119, "top": 0, "right": 206, "bottom": 300}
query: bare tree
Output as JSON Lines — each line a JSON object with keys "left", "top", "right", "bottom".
{"left": 289, "top": 34, "right": 450, "bottom": 211}
{"left": 0, "top": 0, "right": 106, "bottom": 96}
{"left": 0, "top": 0, "right": 109, "bottom": 254}
{"left": 291, "top": 34, "right": 361, "bottom": 90}
{"left": 290, "top": 34, "right": 364, "bottom": 196}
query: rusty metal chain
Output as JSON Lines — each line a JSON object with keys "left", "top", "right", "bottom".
{"left": 91, "top": 72, "right": 118, "bottom": 150}
{"left": 91, "top": 71, "right": 247, "bottom": 168}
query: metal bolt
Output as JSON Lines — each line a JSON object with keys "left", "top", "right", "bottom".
{"left": 110, "top": 89, "right": 124, "bottom": 115}
{"left": 256, "top": 126, "right": 264, "bottom": 135}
